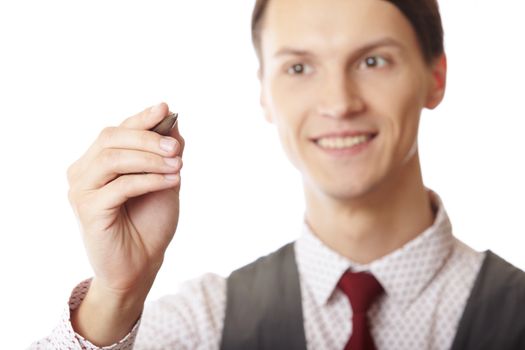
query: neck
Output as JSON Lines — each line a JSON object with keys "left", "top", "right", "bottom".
{"left": 304, "top": 155, "right": 434, "bottom": 264}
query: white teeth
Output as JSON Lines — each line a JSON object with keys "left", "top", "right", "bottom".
{"left": 316, "top": 135, "right": 371, "bottom": 149}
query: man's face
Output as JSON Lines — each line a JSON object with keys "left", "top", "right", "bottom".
{"left": 259, "top": 0, "right": 445, "bottom": 200}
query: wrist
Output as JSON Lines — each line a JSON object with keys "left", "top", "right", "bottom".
{"left": 89, "top": 276, "right": 151, "bottom": 309}
{"left": 71, "top": 277, "right": 151, "bottom": 347}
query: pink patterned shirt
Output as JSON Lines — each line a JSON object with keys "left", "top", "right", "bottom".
{"left": 30, "top": 192, "right": 485, "bottom": 349}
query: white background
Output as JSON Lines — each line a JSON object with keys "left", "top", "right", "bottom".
{"left": 0, "top": 0, "right": 524, "bottom": 347}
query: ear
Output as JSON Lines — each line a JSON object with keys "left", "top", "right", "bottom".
{"left": 258, "top": 68, "right": 274, "bottom": 124}
{"left": 425, "top": 54, "right": 447, "bottom": 110}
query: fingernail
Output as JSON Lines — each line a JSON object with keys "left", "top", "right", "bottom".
{"left": 164, "top": 174, "right": 180, "bottom": 182}
{"left": 160, "top": 137, "right": 176, "bottom": 152}
{"left": 151, "top": 103, "right": 163, "bottom": 114}
{"left": 163, "top": 157, "right": 180, "bottom": 168}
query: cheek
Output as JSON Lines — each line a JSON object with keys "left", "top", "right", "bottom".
{"left": 267, "top": 78, "right": 311, "bottom": 168}
{"left": 395, "top": 84, "right": 424, "bottom": 146}
{"left": 268, "top": 74, "right": 315, "bottom": 115}
{"left": 365, "top": 71, "right": 426, "bottom": 158}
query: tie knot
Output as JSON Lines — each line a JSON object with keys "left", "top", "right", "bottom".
{"left": 338, "top": 270, "right": 384, "bottom": 313}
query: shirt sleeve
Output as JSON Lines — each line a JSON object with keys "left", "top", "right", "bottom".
{"left": 27, "top": 278, "right": 139, "bottom": 350}
{"left": 28, "top": 273, "right": 227, "bottom": 350}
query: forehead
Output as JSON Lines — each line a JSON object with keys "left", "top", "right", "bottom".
{"left": 261, "top": 0, "right": 419, "bottom": 56}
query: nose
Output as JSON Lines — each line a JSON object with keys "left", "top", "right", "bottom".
{"left": 317, "top": 72, "right": 365, "bottom": 119}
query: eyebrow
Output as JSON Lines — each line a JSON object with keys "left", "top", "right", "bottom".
{"left": 273, "top": 37, "right": 405, "bottom": 59}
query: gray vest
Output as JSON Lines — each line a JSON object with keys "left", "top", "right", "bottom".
{"left": 220, "top": 243, "right": 525, "bottom": 350}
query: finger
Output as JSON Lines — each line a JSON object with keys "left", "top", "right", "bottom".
{"left": 92, "top": 127, "right": 181, "bottom": 158}
{"left": 83, "top": 149, "right": 183, "bottom": 189}
{"left": 120, "top": 103, "right": 169, "bottom": 130}
{"left": 95, "top": 173, "right": 181, "bottom": 210}
{"left": 168, "top": 120, "right": 185, "bottom": 157}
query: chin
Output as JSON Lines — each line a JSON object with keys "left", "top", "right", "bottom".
{"left": 306, "top": 174, "right": 380, "bottom": 203}
{"left": 325, "top": 184, "right": 376, "bottom": 202}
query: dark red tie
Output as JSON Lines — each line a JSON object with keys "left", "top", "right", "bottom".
{"left": 337, "top": 271, "right": 384, "bottom": 350}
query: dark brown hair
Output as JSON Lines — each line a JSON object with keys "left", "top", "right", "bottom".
{"left": 251, "top": 0, "right": 444, "bottom": 65}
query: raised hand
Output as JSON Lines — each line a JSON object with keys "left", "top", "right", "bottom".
{"left": 67, "top": 103, "right": 184, "bottom": 345}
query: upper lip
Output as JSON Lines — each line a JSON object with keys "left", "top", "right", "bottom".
{"left": 310, "top": 130, "right": 378, "bottom": 141}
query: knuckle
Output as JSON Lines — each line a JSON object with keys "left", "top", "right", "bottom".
{"left": 67, "top": 159, "right": 85, "bottom": 185}
{"left": 114, "top": 174, "right": 133, "bottom": 194}
{"left": 75, "top": 195, "right": 93, "bottom": 218}
{"left": 99, "top": 148, "right": 121, "bottom": 167}
{"left": 139, "top": 130, "right": 153, "bottom": 149}
{"left": 123, "top": 114, "right": 135, "bottom": 126}
{"left": 66, "top": 162, "right": 77, "bottom": 183}
{"left": 98, "top": 126, "right": 118, "bottom": 145}
{"left": 148, "top": 154, "right": 161, "bottom": 168}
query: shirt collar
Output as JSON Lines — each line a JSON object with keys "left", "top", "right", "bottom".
{"left": 295, "top": 190, "right": 454, "bottom": 310}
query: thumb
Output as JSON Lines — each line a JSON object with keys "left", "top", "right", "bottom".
{"left": 120, "top": 103, "right": 169, "bottom": 130}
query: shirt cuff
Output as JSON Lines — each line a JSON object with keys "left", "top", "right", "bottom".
{"left": 47, "top": 278, "right": 141, "bottom": 350}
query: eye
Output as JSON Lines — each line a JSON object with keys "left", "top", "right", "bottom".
{"left": 358, "top": 55, "right": 389, "bottom": 69}
{"left": 286, "top": 63, "right": 313, "bottom": 75}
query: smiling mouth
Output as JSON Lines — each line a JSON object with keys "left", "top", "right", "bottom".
{"left": 315, "top": 134, "right": 377, "bottom": 150}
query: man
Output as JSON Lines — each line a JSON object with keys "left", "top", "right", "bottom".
{"left": 32, "top": 0, "right": 525, "bottom": 349}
